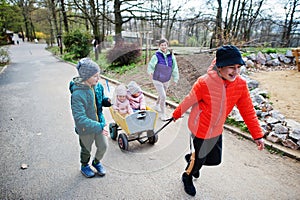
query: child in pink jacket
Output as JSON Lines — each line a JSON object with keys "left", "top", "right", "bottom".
{"left": 126, "top": 81, "right": 146, "bottom": 111}
{"left": 112, "top": 84, "right": 133, "bottom": 116}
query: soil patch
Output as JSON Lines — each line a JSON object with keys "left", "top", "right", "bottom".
{"left": 249, "top": 70, "right": 300, "bottom": 122}
{"left": 110, "top": 54, "right": 215, "bottom": 102}
{"left": 108, "top": 54, "right": 300, "bottom": 122}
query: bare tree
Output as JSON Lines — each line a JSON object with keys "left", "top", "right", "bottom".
{"left": 282, "top": 0, "right": 299, "bottom": 47}
{"left": 243, "top": 0, "right": 264, "bottom": 41}
{"left": 210, "top": 0, "right": 222, "bottom": 48}
{"left": 222, "top": 0, "right": 266, "bottom": 45}
{"left": 145, "top": 0, "right": 189, "bottom": 41}
{"left": 111, "top": 0, "right": 146, "bottom": 44}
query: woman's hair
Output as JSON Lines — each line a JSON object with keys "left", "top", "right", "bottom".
{"left": 158, "top": 38, "right": 168, "bottom": 45}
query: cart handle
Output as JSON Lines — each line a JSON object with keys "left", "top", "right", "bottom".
{"left": 153, "top": 117, "right": 174, "bottom": 136}
{"left": 136, "top": 111, "right": 147, "bottom": 119}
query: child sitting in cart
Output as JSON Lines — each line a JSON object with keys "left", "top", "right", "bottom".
{"left": 112, "top": 84, "right": 133, "bottom": 117}
{"left": 127, "top": 81, "right": 146, "bottom": 112}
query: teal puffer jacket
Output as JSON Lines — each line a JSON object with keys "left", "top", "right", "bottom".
{"left": 69, "top": 77, "right": 111, "bottom": 135}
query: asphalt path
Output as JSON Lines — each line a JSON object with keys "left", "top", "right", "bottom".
{"left": 0, "top": 43, "right": 299, "bottom": 200}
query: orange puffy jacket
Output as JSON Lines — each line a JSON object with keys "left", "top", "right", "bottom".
{"left": 172, "top": 61, "right": 264, "bottom": 140}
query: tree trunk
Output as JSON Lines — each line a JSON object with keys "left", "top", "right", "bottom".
{"left": 47, "top": 15, "right": 54, "bottom": 46}
{"left": 224, "top": 0, "right": 232, "bottom": 41}
{"left": 50, "top": 0, "right": 59, "bottom": 44}
{"left": 60, "top": 0, "right": 69, "bottom": 33}
{"left": 101, "top": 0, "right": 106, "bottom": 50}
{"left": 18, "top": 0, "right": 31, "bottom": 41}
{"left": 82, "top": 0, "right": 89, "bottom": 31}
{"left": 234, "top": 0, "right": 246, "bottom": 40}
{"left": 114, "top": 0, "right": 123, "bottom": 44}
{"left": 285, "top": 0, "right": 298, "bottom": 47}
{"left": 214, "top": 0, "right": 223, "bottom": 47}
{"left": 232, "top": 0, "right": 241, "bottom": 39}
{"left": 244, "top": 0, "right": 264, "bottom": 42}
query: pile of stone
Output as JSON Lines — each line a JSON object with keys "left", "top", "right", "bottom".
{"left": 244, "top": 49, "right": 296, "bottom": 72}
{"left": 229, "top": 72, "right": 300, "bottom": 151}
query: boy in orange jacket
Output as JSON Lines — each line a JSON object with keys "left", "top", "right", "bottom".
{"left": 172, "top": 45, "right": 264, "bottom": 196}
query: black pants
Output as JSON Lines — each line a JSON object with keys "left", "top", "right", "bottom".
{"left": 185, "top": 135, "right": 222, "bottom": 176}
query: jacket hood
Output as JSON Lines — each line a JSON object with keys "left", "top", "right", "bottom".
{"left": 207, "top": 58, "right": 237, "bottom": 87}
{"left": 206, "top": 58, "right": 222, "bottom": 83}
{"left": 207, "top": 58, "right": 216, "bottom": 73}
{"left": 69, "top": 77, "right": 90, "bottom": 94}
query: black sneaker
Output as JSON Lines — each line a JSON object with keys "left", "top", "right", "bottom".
{"left": 185, "top": 154, "right": 200, "bottom": 178}
{"left": 182, "top": 172, "right": 196, "bottom": 196}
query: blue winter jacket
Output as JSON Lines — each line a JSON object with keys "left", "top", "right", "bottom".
{"left": 69, "top": 77, "right": 111, "bottom": 135}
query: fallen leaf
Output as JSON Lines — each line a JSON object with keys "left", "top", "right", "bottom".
{"left": 21, "top": 163, "right": 28, "bottom": 170}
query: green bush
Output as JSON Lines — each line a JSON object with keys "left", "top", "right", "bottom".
{"left": 105, "top": 35, "right": 114, "bottom": 43}
{"left": 187, "top": 36, "right": 198, "bottom": 47}
{"left": 0, "top": 47, "right": 10, "bottom": 66}
{"left": 63, "top": 30, "right": 92, "bottom": 59}
{"left": 263, "top": 48, "right": 277, "bottom": 54}
{"left": 62, "top": 52, "right": 77, "bottom": 63}
{"left": 106, "top": 42, "right": 141, "bottom": 66}
{"left": 46, "top": 46, "right": 60, "bottom": 55}
{"left": 107, "top": 63, "right": 136, "bottom": 74}
{"left": 170, "top": 40, "right": 179, "bottom": 46}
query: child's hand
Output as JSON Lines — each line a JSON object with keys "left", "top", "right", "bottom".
{"left": 172, "top": 109, "right": 182, "bottom": 122}
{"left": 102, "top": 129, "right": 109, "bottom": 136}
{"left": 149, "top": 73, "right": 153, "bottom": 80}
{"left": 255, "top": 138, "right": 264, "bottom": 150}
{"left": 102, "top": 125, "right": 109, "bottom": 136}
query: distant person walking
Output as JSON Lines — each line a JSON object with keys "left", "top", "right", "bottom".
{"left": 172, "top": 45, "right": 265, "bottom": 196}
{"left": 147, "top": 38, "right": 179, "bottom": 120}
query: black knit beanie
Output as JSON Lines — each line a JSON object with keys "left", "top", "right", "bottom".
{"left": 216, "top": 45, "right": 245, "bottom": 68}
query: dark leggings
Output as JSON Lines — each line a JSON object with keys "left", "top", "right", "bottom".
{"left": 186, "top": 135, "right": 222, "bottom": 176}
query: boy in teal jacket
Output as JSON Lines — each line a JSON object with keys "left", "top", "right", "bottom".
{"left": 69, "top": 58, "right": 111, "bottom": 178}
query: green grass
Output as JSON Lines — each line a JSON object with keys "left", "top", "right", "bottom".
{"left": 168, "top": 96, "right": 181, "bottom": 104}
{"left": 46, "top": 46, "right": 61, "bottom": 55}
{"left": 265, "top": 145, "right": 284, "bottom": 156}
{"left": 242, "top": 47, "right": 291, "bottom": 57}
{"left": 225, "top": 117, "right": 249, "bottom": 133}
{"left": 107, "top": 63, "right": 137, "bottom": 74}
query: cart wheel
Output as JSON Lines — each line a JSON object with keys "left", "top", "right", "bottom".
{"left": 118, "top": 133, "right": 128, "bottom": 151}
{"left": 109, "top": 123, "right": 118, "bottom": 140}
{"left": 147, "top": 130, "right": 158, "bottom": 144}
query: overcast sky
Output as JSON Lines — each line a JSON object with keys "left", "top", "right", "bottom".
{"left": 176, "top": 0, "right": 294, "bottom": 20}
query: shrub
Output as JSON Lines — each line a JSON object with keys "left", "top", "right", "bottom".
{"left": 62, "top": 52, "right": 77, "bottom": 63}
{"left": 170, "top": 40, "right": 179, "bottom": 46}
{"left": 264, "top": 48, "right": 277, "bottom": 54}
{"left": 35, "top": 32, "right": 48, "bottom": 40}
{"left": 106, "top": 42, "right": 141, "bottom": 66}
{"left": 105, "top": 35, "right": 114, "bottom": 43}
{"left": 63, "top": 30, "right": 92, "bottom": 59}
{"left": 187, "top": 36, "right": 198, "bottom": 47}
{"left": 0, "top": 47, "right": 10, "bottom": 66}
